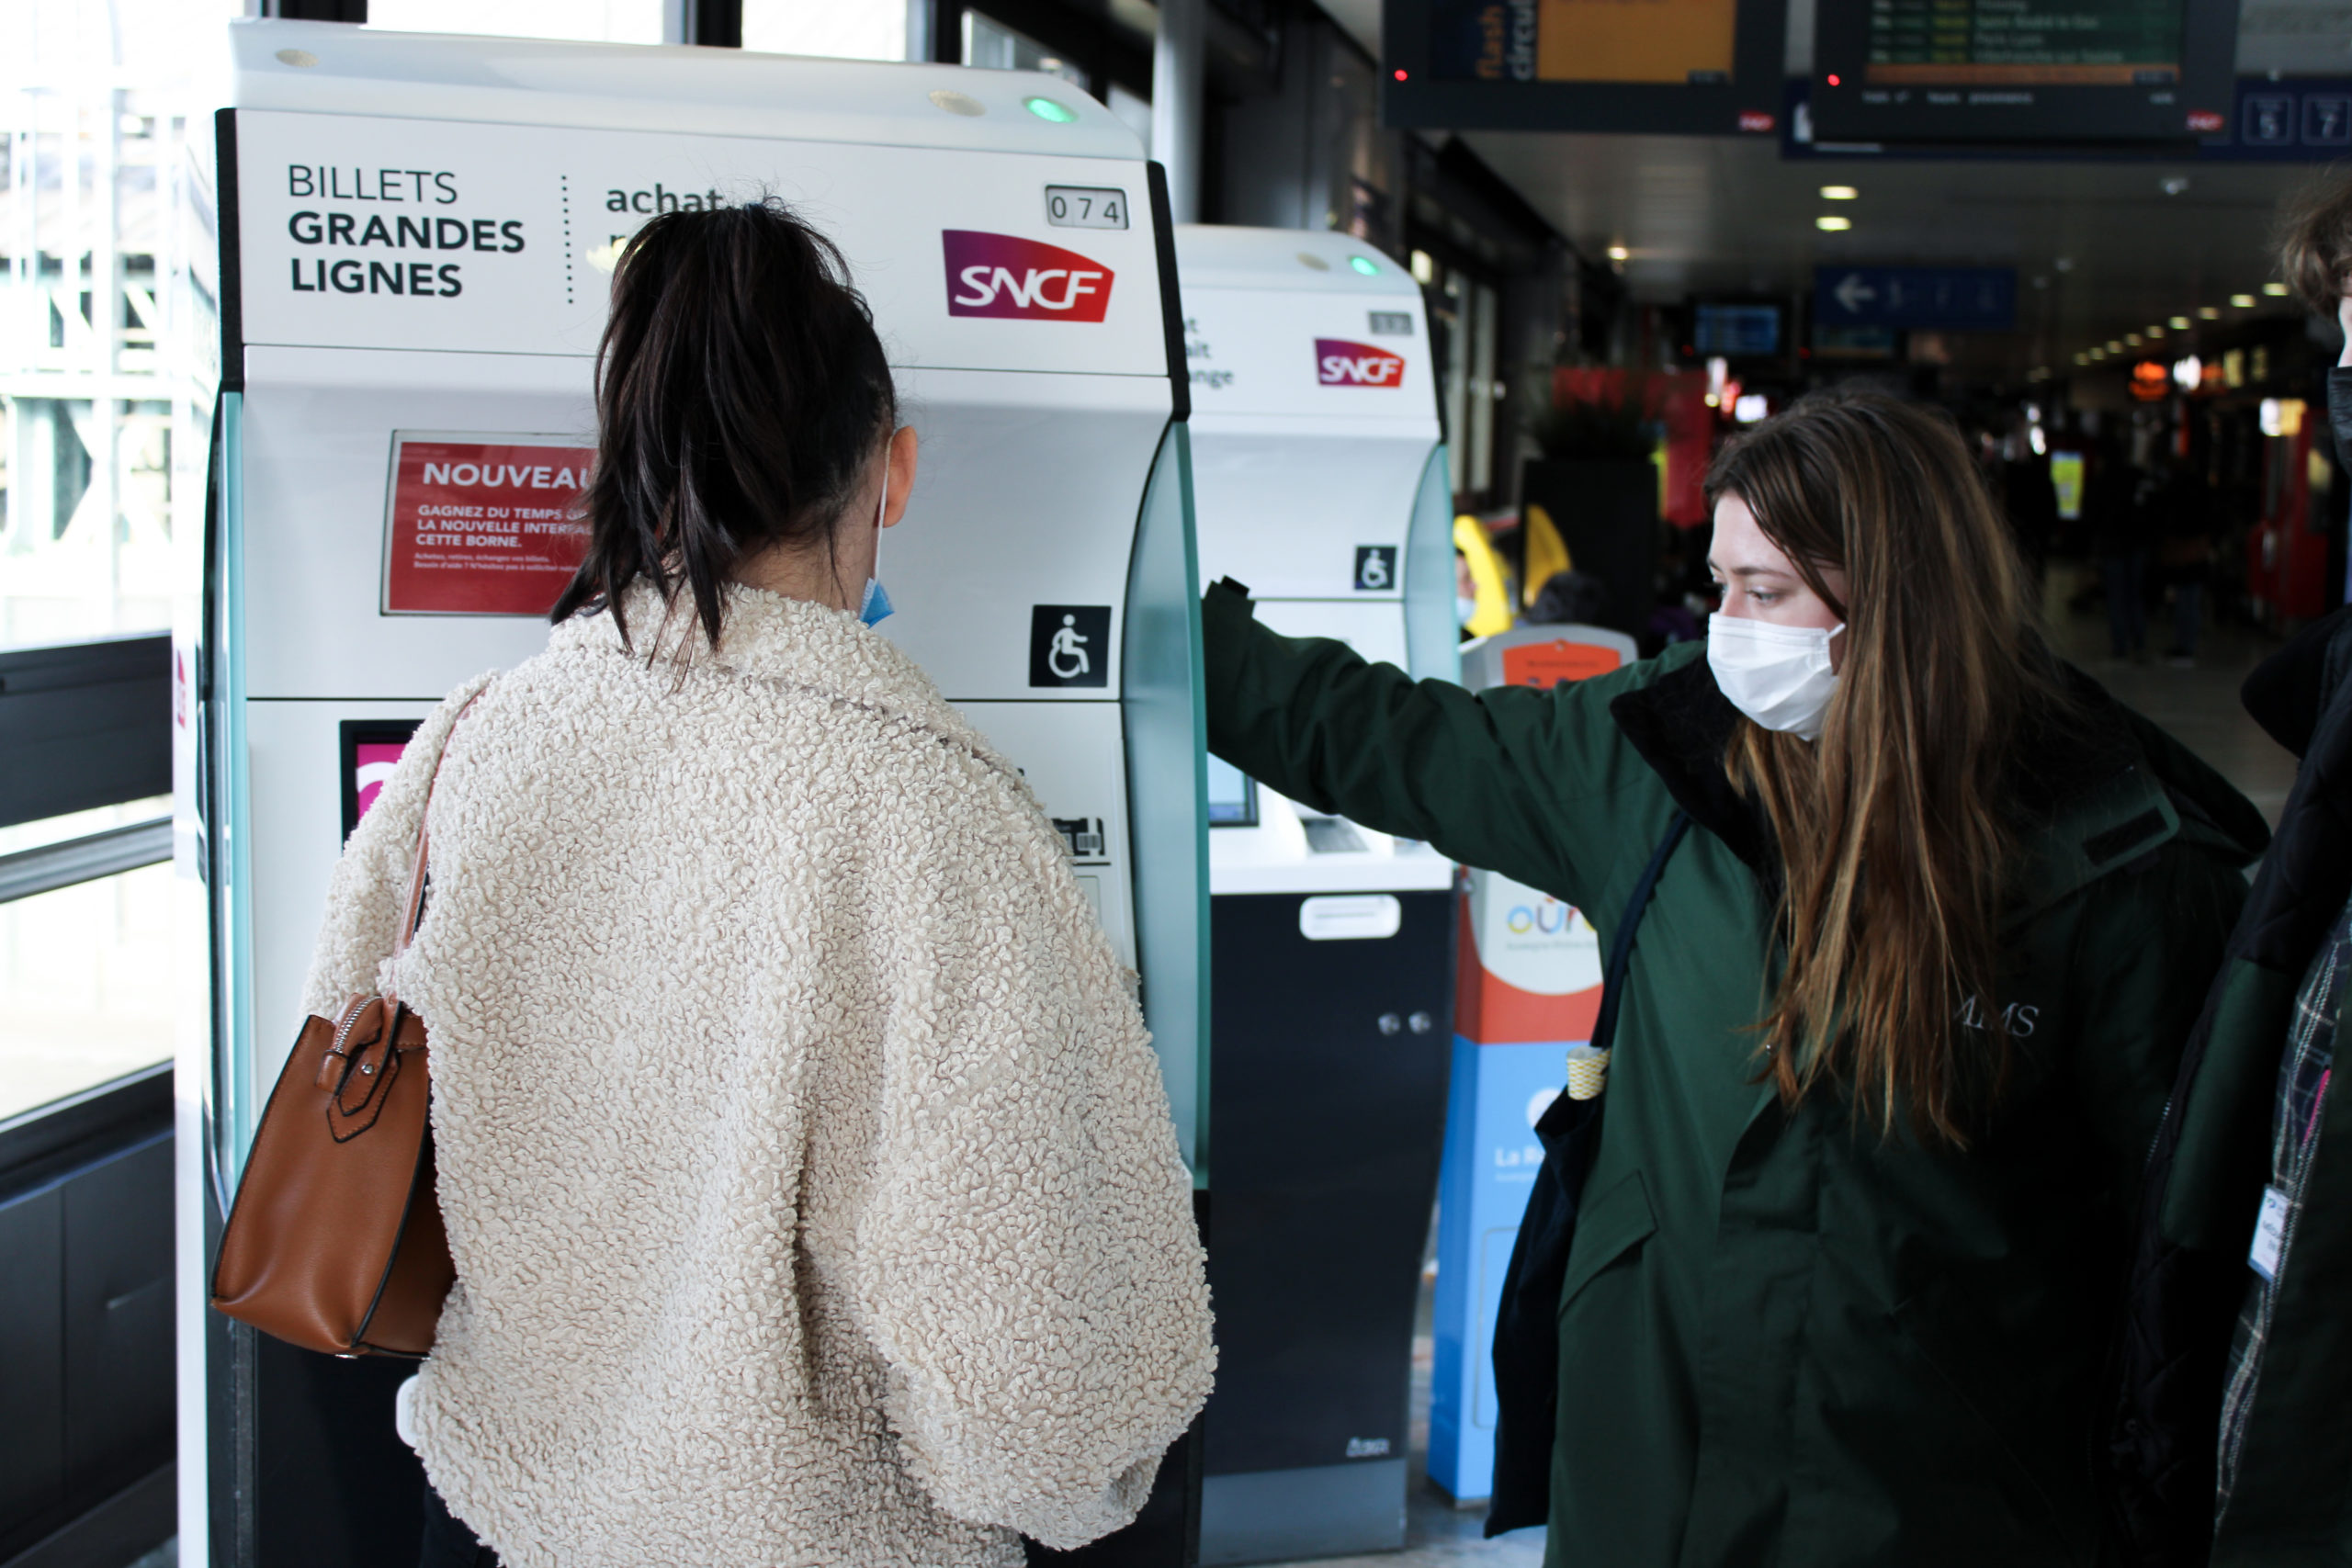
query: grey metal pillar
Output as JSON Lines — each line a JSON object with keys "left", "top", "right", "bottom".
{"left": 1151, "top": 0, "right": 1204, "bottom": 223}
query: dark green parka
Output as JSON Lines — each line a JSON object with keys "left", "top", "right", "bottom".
{"left": 1202, "top": 581, "right": 2269, "bottom": 1568}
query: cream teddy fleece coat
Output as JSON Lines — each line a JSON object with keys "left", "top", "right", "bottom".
{"left": 300, "top": 585, "right": 1214, "bottom": 1567}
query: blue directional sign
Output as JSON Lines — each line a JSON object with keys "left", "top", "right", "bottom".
{"left": 1812, "top": 265, "right": 2017, "bottom": 332}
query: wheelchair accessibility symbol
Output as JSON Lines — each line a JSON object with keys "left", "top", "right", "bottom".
{"left": 1353, "top": 545, "right": 1397, "bottom": 592}
{"left": 1029, "top": 604, "right": 1112, "bottom": 688}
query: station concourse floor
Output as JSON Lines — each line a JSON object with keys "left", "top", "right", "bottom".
{"left": 1267, "top": 581, "right": 2303, "bottom": 1568}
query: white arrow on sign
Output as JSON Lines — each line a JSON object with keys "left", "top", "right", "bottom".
{"left": 1833, "top": 272, "right": 1877, "bottom": 315}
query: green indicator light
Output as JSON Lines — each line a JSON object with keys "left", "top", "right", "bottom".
{"left": 1350, "top": 254, "right": 1380, "bottom": 276}
{"left": 1024, "top": 96, "right": 1078, "bottom": 123}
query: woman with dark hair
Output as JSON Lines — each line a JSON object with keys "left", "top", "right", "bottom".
{"left": 301, "top": 201, "right": 1213, "bottom": 1568}
{"left": 1202, "top": 390, "right": 2267, "bottom": 1564}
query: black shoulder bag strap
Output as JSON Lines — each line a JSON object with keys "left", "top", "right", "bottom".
{"left": 1485, "top": 810, "right": 1691, "bottom": 1538}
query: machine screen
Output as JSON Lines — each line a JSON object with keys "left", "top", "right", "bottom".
{"left": 340, "top": 719, "right": 422, "bottom": 840}
{"left": 1206, "top": 756, "right": 1259, "bottom": 827}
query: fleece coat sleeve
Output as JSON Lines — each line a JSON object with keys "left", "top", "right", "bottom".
{"left": 849, "top": 790, "right": 1215, "bottom": 1550}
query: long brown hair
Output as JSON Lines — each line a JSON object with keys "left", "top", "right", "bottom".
{"left": 1707, "top": 393, "right": 2062, "bottom": 1146}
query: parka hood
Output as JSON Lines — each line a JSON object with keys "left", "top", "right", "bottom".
{"left": 1609, "top": 640, "right": 2269, "bottom": 918}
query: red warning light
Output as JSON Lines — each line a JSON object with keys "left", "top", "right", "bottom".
{"left": 1394, "top": 68, "right": 1408, "bottom": 81}
{"left": 1826, "top": 73, "right": 1841, "bottom": 85}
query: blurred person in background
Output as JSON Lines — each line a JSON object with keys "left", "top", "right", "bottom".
{"left": 2000, "top": 417, "right": 2060, "bottom": 589}
{"left": 2086, "top": 438, "right": 2152, "bottom": 664}
{"left": 2153, "top": 457, "right": 2218, "bottom": 667}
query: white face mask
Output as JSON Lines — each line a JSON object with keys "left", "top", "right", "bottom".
{"left": 1707, "top": 613, "right": 1843, "bottom": 741}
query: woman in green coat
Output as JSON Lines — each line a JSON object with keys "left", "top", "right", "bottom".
{"left": 1203, "top": 393, "right": 2267, "bottom": 1567}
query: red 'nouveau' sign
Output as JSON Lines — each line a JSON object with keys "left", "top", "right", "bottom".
{"left": 382, "top": 434, "right": 594, "bottom": 615}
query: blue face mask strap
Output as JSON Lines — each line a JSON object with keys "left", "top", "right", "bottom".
{"left": 859, "top": 449, "right": 894, "bottom": 626}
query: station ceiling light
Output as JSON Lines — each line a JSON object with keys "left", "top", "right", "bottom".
{"left": 1816, "top": 215, "right": 1852, "bottom": 231}
{"left": 2168, "top": 315, "right": 2191, "bottom": 329}
{"left": 2126, "top": 333, "right": 2143, "bottom": 345}
{"left": 2108, "top": 339, "right": 2123, "bottom": 351}
{"left": 2075, "top": 352, "right": 2089, "bottom": 365}
{"left": 1820, "top": 185, "right": 1859, "bottom": 200}
{"left": 2231, "top": 293, "right": 2257, "bottom": 308}
{"left": 1606, "top": 243, "right": 1629, "bottom": 261}
{"left": 2198, "top": 306, "right": 2221, "bottom": 320}
{"left": 2145, "top": 326, "right": 2165, "bottom": 340}
{"left": 2264, "top": 282, "right": 2290, "bottom": 297}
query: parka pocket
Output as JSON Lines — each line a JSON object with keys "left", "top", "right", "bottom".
{"left": 1557, "top": 1168, "right": 1657, "bottom": 1319}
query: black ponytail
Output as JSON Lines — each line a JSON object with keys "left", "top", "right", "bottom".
{"left": 553, "top": 197, "right": 898, "bottom": 649}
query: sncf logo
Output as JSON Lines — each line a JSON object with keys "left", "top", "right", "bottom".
{"left": 943, "top": 230, "right": 1114, "bottom": 322}
{"left": 1317, "top": 338, "right": 1407, "bottom": 388}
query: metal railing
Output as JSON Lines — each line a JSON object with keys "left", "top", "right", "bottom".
{"left": 0, "top": 815, "right": 171, "bottom": 905}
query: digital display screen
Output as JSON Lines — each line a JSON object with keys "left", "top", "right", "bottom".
{"left": 1811, "top": 0, "right": 2236, "bottom": 141}
{"left": 1862, "top": 0, "right": 2184, "bottom": 86}
{"left": 1693, "top": 303, "right": 1781, "bottom": 358}
{"left": 1205, "top": 756, "right": 1259, "bottom": 828}
{"left": 340, "top": 718, "right": 422, "bottom": 840}
{"left": 1385, "top": 0, "right": 1788, "bottom": 134}
{"left": 1430, "top": 0, "right": 1736, "bottom": 85}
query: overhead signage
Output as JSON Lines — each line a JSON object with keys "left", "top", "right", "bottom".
{"left": 381, "top": 433, "right": 594, "bottom": 616}
{"left": 1382, "top": 0, "right": 1789, "bottom": 134}
{"left": 232, "top": 112, "right": 1166, "bottom": 378}
{"left": 1812, "top": 265, "right": 2016, "bottom": 332}
{"left": 1809, "top": 0, "right": 2239, "bottom": 142}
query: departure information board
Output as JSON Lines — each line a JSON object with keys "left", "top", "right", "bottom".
{"left": 1385, "top": 0, "right": 1789, "bottom": 133}
{"left": 1812, "top": 0, "right": 2241, "bottom": 141}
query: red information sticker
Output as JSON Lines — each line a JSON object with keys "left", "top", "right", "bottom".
{"left": 383, "top": 434, "right": 594, "bottom": 615}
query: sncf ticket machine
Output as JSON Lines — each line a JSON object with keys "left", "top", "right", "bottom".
{"left": 1175, "top": 224, "right": 1458, "bottom": 1565}
{"left": 177, "top": 23, "right": 1206, "bottom": 1565}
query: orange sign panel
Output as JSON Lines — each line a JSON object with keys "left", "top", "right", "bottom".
{"left": 1499, "top": 638, "right": 1624, "bottom": 689}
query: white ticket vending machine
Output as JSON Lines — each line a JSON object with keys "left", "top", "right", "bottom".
{"left": 177, "top": 23, "right": 1206, "bottom": 1565}
{"left": 1175, "top": 225, "right": 1458, "bottom": 1565}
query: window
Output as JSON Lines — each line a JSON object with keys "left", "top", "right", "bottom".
{"left": 741, "top": 0, "right": 917, "bottom": 60}
{"left": 363, "top": 0, "right": 668, "bottom": 43}
{"left": 2, "top": 0, "right": 230, "bottom": 1118}
{"left": 962, "top": 10, "right": 1091, "bottom": 90}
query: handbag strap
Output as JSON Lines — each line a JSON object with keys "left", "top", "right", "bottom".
{"left": 384, "top": 685, "right": 490, "bottom": 1022}
{"left": 1588, "top": 811, "right": 1691, "bottom": 1058}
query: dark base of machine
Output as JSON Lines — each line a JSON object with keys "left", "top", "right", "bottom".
{"left": 1197, "top": 889, "right": 1453, "bottom": 1566}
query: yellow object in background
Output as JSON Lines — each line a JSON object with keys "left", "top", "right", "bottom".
{"left": 1454, "top": 515, "right": 1517, "bottom": 638}
{"left": 1537, "top": 0, "right": 1736, "bottom": 83}
{"left": 1521, "top": 503, "right": 1572, "bottom": 610}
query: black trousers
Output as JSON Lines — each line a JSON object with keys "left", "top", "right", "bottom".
{"left": 421, "top": 1481, "right": 500, "bottom": 1568}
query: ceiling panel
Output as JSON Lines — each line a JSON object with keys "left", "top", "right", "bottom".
{"left": 1456, "top": 128, "right": 2326, "bottom": 377}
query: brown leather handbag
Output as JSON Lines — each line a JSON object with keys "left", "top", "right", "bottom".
{"left": 210, "top": 694, "right": 481, "bottom": 1357}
